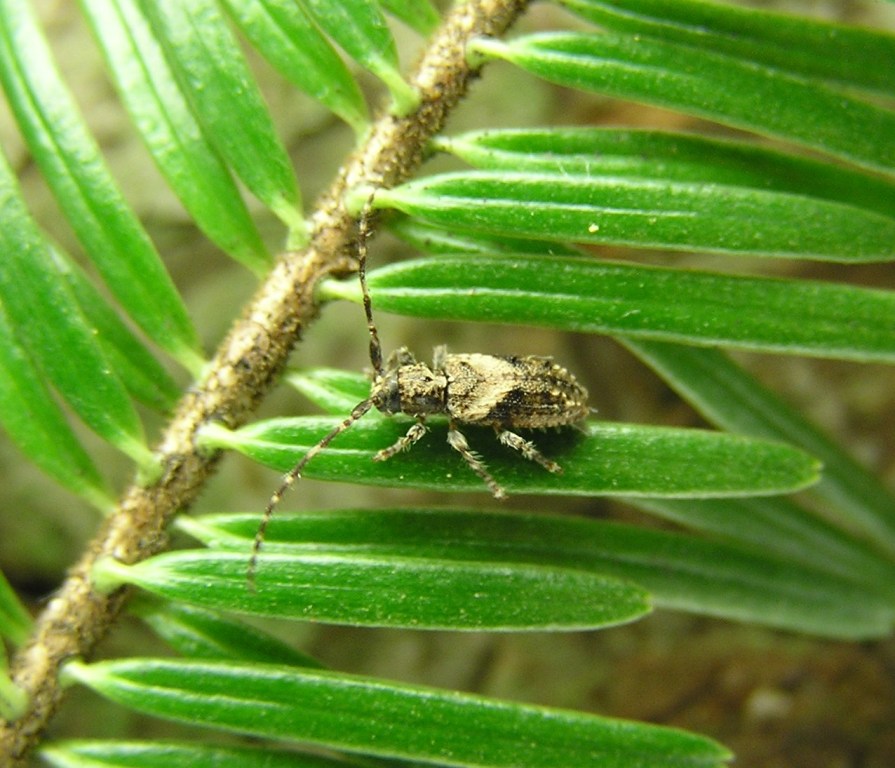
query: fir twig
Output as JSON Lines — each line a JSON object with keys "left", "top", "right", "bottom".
{"left": 0, "top": 1, "right": 529, "bottom": 762}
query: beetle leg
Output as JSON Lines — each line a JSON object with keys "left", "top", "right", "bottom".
{"left": 447, "top": 422, "right": 506, "bottom": 500}
{"left": 373, "top": 418, "right": 428, "bottom": 462}
{"left": 496, "top": 429, "right": 563, "bottom": 474}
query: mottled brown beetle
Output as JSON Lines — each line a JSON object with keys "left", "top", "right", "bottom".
{"left": 250, "top": 203, "right": 588, "bottom": 575}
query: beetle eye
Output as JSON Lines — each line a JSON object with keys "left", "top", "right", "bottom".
{"left": 372, "top": 372, "right": 402, "bottom": 414}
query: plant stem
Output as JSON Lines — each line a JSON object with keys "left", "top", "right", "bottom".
{"left": 0, "top": 0, "right": 529, "bottom": 762}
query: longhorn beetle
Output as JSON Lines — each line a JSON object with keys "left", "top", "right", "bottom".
{"left": 249, "top": 201, "right": 589, "bottom": 579}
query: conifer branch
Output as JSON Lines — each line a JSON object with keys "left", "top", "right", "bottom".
{"left": 0, "top": 1, "right": 528, "bottom": 761}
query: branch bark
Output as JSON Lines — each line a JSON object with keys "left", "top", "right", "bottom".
{"left": 0, "top": 0, "right": 529, "bottom": 762}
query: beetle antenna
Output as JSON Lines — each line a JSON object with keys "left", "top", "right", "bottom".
{"left": 358, "top": 196, "right": 383, "bottom": 376}
{"left": 249, "top": 397, "right": 376, "bottom": 587}
{"left": 248, "top": 196, "right": 383, "bottom": 588}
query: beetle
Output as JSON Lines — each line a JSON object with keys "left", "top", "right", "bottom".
{"left": 249, "top": 202, "right": 588, "bottom": 577}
